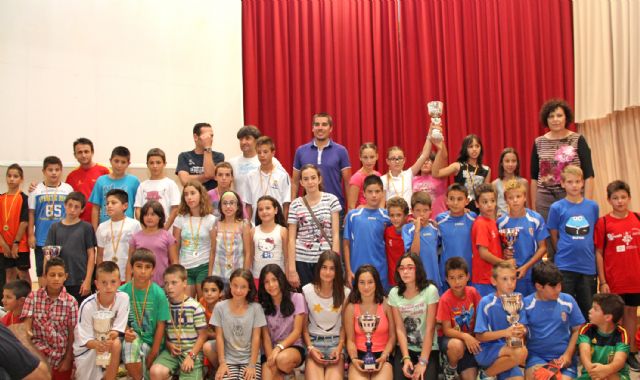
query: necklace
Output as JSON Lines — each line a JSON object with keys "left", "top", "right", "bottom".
{"left": 46, "top": 184, "right": 60, "bottom": 220}
{"left": 465, "top": 163, "right": 479, "bottom": 201}
{"left": 221, "top": 222, "right": 237, "bottom": 270}
{"left": 131, "top": 283, "right": 150, "bottom": 331}
{"left": 109, "top": 219, "right": 126, "bottom": 260}
{"left": 259, "top": 169, "right": 274, "bottom": 196}
{"left": 2, "top": 193, "right": 18, "bottom": 231}
{"left": 170, "top": 296, "right": 186, "bottom": 350}
{"left": 387, "top": 172, "right": 404, "bottom": 198}
{"left": 189, "top": 216, "right": 203, "bottom": 255}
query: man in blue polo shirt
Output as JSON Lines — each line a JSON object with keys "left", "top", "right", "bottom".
{"left": 291, "top": 113, "right": 351, "bottom": 209}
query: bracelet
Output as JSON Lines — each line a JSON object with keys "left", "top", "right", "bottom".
{"left": 188, "top": 351, "right": 197, "bottom": 360}
{"left": 600, "top": 282, "right": 607, "bottom": 286}
{"left": 402, "top": 355, "right": 411, "bottom": 363}
{"left": 307, "top": 345, "right": 316, "bottom": 352}
{"left": 276, "top": 343, "right": 285, "bottom": 351}
{"left": 418, "top": 357, "right": 429, "bottom": 366}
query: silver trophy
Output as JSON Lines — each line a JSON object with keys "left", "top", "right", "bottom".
{"left": 499, "top": 228, "right": 519, "bottom": 260}
{"left": 427, "top": 101, "right": 443, "bottom": 126}
{"left": 357, "top": 312, "right": 381, "bottom": 370}
{"left": 42, "top": 245, "right": 62, "bottom": 259}
{"left": 500, "top": 293, "right": 524, "bottom": 347}
{"left": 93, "top": 310, "right": 115, "bottom": 367}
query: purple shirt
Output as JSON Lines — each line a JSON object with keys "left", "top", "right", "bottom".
{"left": 129, "top": 229, "right": 176, "bottom": 286}
{"left": 265, "top": 292, "right": 306, "bottom": 347}
{"left": 293, "top": 139, "right": 351, "bottom": 207}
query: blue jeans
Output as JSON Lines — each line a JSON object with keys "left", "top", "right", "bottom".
{"left": 560, "top": 270, "right": 596, "bottom": 320}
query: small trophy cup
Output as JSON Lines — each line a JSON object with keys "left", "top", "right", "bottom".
{"left": 427, "top": 101, "right": 443, "bottom": 126}
{"left": 42, "top": 245, "right": 62, "bottom": 259}
{"left": 93, "top": 310, "right": 115, "bottom": 367}
{"left": 357, "top": 312, "right": 381, "bottom": 370}
{"left": 499, "top": 228, "right": 519, "bottom": 260}
{"left": 500, "top": 293, "right": 524, "bottom": 347}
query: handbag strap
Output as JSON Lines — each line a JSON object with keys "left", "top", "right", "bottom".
{"left": 302, "top": 195, "right": 332, "bottom": 245}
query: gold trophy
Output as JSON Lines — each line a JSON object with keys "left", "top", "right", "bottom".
{"left": 500, "top": 293, "right": 524, "bottom": 347}
{"left": 357, "top": 312, "right": 381, "bottom": 370}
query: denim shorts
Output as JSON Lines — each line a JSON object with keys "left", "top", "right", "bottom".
{"left": 310, "top": 335, "right": 341, "bottom": 360}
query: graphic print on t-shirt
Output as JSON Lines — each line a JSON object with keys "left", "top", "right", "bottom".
{"left": 565, "top": 215, "right": 590, "bottom": 237}
{"left": 258, "top": 237, "right": 275, "bottom": 259}
{"left": 452, "top": 304, "right": 476, "bottom": 332}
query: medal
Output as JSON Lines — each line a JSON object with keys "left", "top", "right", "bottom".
{"left": 2, "top": 225, "right": 8, "bottom": 231}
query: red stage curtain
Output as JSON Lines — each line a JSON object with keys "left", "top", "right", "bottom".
{"left": 242, "top": 0, "right": 574, "bottom": 177}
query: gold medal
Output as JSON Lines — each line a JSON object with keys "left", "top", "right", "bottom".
{"left": 2, "top": 225, "right": 8, "bottom": 231}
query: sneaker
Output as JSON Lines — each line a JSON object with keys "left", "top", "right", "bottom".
{"left": 443, "top": 365, "right": 459, "bottom": 380}
{"left": 627, "top": 352, "right": 640, "bottom": 372}
{"left": 479, "top": 369, "right": 497, "bottom": 380}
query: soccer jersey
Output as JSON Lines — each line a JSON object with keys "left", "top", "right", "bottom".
{"left": 166, "top": 296, "right": 207, "bottom": 353}
{"left": 402, "top": 222, "right": 441, "bottom": 291}
{"left": 547, "top": 198, "right": 599, "bottom": 275}
{"left": 133, "top": 178, "right": 181, "bottom": 221}
{"left": 436, "top": 211, "right": 476, "bottom": 284}
{"left": 89, "top": 175, "right": 140, "bottom": 224}
{"left": 474, "top": 292, "right": 528, "bottom": 353}
{"left": 594, "top": 213, "right": 640, "bottom": 294}
{"left": 28, "top": 182, "right": 74, "bottom": 246}
{"left": 66, "top": 164, "right": 110, "bottom": 223}
{"left": 344, "top": 207, "right": 390, "bottom": 287}
{"left": 577, "top": 323, "right": 630, "bottom": 380}
{"left": 436, "top": 286, "right": 481, "bottom": 334}
{"left": 0, "top": 192, "right": 29, "bottom": 253}
{"left": 119, "top": 281, "right": 171, "bottom": 347}
{"left": 385, "top": 225, "right": 405, "bottom": 287}
{"left": 471, "top": 216, "right": 503, "bottom": 285}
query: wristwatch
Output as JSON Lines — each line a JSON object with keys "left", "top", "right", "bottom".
{"left": 188, "top": 352, "right": 197, "bottom": 360}
{"left": 204, "top": 147, "right": 212, "bottom": 153}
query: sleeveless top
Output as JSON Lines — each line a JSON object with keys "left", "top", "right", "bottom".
{"left": 212, "top": 220, "right": 246, "bottom": 280}
{"left": 251, "top": 224, "right": 285, "bottom": 278}
{"left": 354, "top": 303, "right": 389, "bottom": 353}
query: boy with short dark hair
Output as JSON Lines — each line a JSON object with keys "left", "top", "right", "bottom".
{"left": 437, "top": 257, "right": 481, "bottom": 380}
{"left": 523, "top": 261, "right": 584, "bottom": 380}
{"left": 578, "top": 293, "right": 630, "bottom": 380}
{"left": 471, "top": 184, "right": 504, "bottom": 296}
{"left": 90, "top": 146, "right": 140, "bottom": 230}
{"left": 385, "top": 196, "right": 409, "bottom": 287}
{"left": 21, "top": 257, "right": 78, "bottom": 380}
{"left": 1, "top": 279, "right": 31, "bottom": 326}
{"left": 1, "top": 164, "right": 30, "bottom": 284}
{"left": 134, "top": 148, "right": 180, "bottom": 229}
{"left": 201, "top": 275, "right": 224, "bottom": 372}
{"left": 344, "top": 175, "right": 390, "bottom": 287}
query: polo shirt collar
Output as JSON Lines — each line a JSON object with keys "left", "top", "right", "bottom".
{"left": 312, "top": 139, "right": 333, "bottom": 149}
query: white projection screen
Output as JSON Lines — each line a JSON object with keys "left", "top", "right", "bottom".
{"left": 0, "top": 0, "right": 243, "bottom": 169}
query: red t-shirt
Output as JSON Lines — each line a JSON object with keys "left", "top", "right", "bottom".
{"left": 66, "top": 164, "right": 110, "bottom": 223}
{"left": 436, "top": 286, "right": 481, "bottom": 334}
{"left": 471, "top": 215, "right": 503, "bottom": 284}
{"left": 385, "top": 225, "right": 405, "bottom": 286}
{"left": 594, "top": 213, "right": 640, "bottom": 294}
{"left": 0, "top": 311, "right": 21, "bottom": 326}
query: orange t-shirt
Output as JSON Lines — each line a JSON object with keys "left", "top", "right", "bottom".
{"left": 198, "top": 297, "right": 215, "bottom": 323}
{"left": 0, "top": 192, "right": 29, "bottom": 253}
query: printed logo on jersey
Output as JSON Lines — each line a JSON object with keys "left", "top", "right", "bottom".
{"left": 564, "top": 215, "right": 590, "bottom": 238}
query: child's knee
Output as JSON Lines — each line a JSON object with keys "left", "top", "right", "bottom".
{"left": 447, "top": 338, "right": 466, "bottom": 359}
{"left": 111, "top": 338, "right": 122, "bottom": 354}
{"left": 508, "top": 346, "right": 528, "bottom": 366}
{"left": 149, "top": 364, "right": 169, "bottom": 380}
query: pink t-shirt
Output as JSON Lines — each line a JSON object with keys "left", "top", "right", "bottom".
{"left": 349, "top": 170, "right": 381, "bottom": 207}
{"left": 412, "top": 175, "right": 447, "bottom": 216}
{"left": 129, "top": 229, "right": 176, "bottom": 286}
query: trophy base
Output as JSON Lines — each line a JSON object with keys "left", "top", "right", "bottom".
{"left": 363, "top": 362, "right": 377, "bottom": 371}
{"left": 505, "top": 337, "right": 524, "bottom": 348}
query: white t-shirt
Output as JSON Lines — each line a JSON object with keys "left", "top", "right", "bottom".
{"left": 244, "top": 166, "right": 291, "bottom": 221}
{"left": 302, "top": 283, "right": 350, "bottom": 337}
{"left": 229, "top": 155, "right": 282, "bottom": 204}
{"left": 96, "top": 217, "right": 141, "bottom": 281}
{"left": 173, "top": 213, "right": 217, "bottom": 269}
{"left": 73, "top": 291, "right": 130, "bottom": 354}
{"left": 381, "top": 169, "right": 414, "bottom": 206}
{"left": 251, "top": 224, "right": 285, "bottom": 278}
{"left": 134, "top": 178, "right": 181, "bottom": 218}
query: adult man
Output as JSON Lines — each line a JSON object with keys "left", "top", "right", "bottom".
{"left": 0, "top": 324, "right": 50, "bottom": 380}
{"left": 291, "top": 113, "right": 351, "bottom": 208}
{"left": 175, "top": 122, "right": 225, "bottom": 190}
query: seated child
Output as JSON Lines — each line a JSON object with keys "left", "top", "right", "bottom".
{"left": 73, "top": 261, "right": 129, "bottom": 380}
{"left": 201, "top": 275, "right": 224, "bottom": 372}
{"left": 1, "top": 279, "right": 31, "bottom": 326}
{"left": 577, "top": 293, "right": 630, "bottom": 380}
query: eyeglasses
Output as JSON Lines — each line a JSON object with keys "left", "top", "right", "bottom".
{"left": 221, "top": 201, "right": 238, "bottom": 207}
{"left": 388, "top": 157, "right": 405, "bottom": 162}
{"left": 398, "top": 265, "right": 416, "bottom": 272}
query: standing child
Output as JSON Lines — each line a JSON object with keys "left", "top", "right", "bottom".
{"left": 347, "top": 143, "right": 381, "bottom": 211}
{"left": 21, "top": 257, "right": 78, "bottom": 380}
{"left": 210, "top": 191, "right": 251, "bottom": 284}
{"left": 547, "top": 165, "right": 599, "bottom": 320}
{"left": 119, "top": 249, "right": 171, "bottom": 380}
{"left": 578, "top": 294, "right": 630, "bottom": 380}
{"left": 28, "top": 156, "right": 74, "bottom": 286}
{"left": 89, "top": 146, "right": 140, "bottom": 230}
{"left": 497, "top": 180, "right": 548, "bottom": 296}
{"left": 385, "top": 197, "right": 409, "bottom": 287}
{"left": 212, "top": 269, "right": 266, "bottom": 380}
{"left": 0, "top": 164, "right": 30, "bottom": 283}
{"left": 150, "top": 265, "right": 208, "bottom": 380}
{"left": 208, "top": 162, "right": 248, "bottom": 220}
{"left": 471, "top": 184, "right": 504, "bottom": 296}
{"left": 492, "top": 148, "right": 528, "bottom": 217}
{"left": 412, "top": 152, "right": 448, "bottom": 216}
{"left": 249, "top": 196, "right": 288, "bottom": 288}
{"left": 174, "top": 181, "right": 216, "bottom": 299}
{"left": 73, "top": 261, "right": 129, "bottom": 380}
{"left": 595, "top": 180, "right": 640, "bottom": 371}
{"left": 128, "top": 200, "right": 178, "bottom": 286}
{"left": 96, "top": 189, "right": 141, "bottom": 283}
{"left": 134, "top": 148, "right": 181, "bottom": 229}
{"left": 201, "top": 275, "right": 224, "bottom": 371}
{"left": 1, "top": 279, "right": 31, "bottom": 326}
{"left": 344, "top": 175, "right": 390, "bottom": 288}
{"left": 45, "top": 192, "right": 96, "bottom": 303}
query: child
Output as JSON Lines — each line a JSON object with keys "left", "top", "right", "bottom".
{"left": 258, "top": 264, "right": 306, "bottom": 379}
{"left": 432, "top": 134, "right": 491, "bottom": 214}
{"left": 119, "top": 249, "right": 171, "bottom": 380}
{"left": 208, "top": 162, "right": 248, "bottom": 219}
{"left": 96, "top": 189, "right": 141, "bottom": 283}
{"left": 389, "top": 253, "right": 440, "bottom": 380}
{"left": 1, "top": 279, "right": 31, "bottom": 326}
{"left": 497, "top": 180, "right": 548, "bottom": 296}
{"left": 474, "top": 261, "right": 528, "bottom": 380}
{"left": 347, "top": 142, "right": 381, "bottom": 211}
{"left": 595, "top": 180, "right": 640, "bottom": 371}
{"left": 402, "top": 191, "right": 441, "bottom": 291}
{"left": 547, "top": 165, "right": 599, "bottom": 319}
{"left": 436, "top": 258, "right": 481, "bottom": 380}
{"left": 412, "top": 152, "right": 448, "bottom": 216}
{"left": 45, "top": 192, "right": 96, "bottom": 303}
{"left": 471, "top": 184, "right": 504, "bottom": 296}
{"left": 201, "top": 275, "right": 224, "bottom": 370}
{"left": 245, "top": 136, "right": 291, "bottom": 221}
{"left": 28, "top": 156, "right": 74, "bottom": 285}
{"left": 128, "top": 200, "right": 178, "bottom": 286}
{"left": 578, "top": 293, "right": 630, "bottom": 380}
{"left": 210, "top": 191, "right": 250, "bottom": 284}
{"left": 89, "top": 146, "right": 140, "bottom": 229}
{"left": 385, "top": 196, "right": 409, "bottom": 287}
{"left": 150, "top": 264, "right": 208, "bottom": 380}
{"left": 212, "top": 269, "right": 266, "bottom": 380}
{"left": 250, "top": 195, "right": 288, "bottom": 288}
{"left": 344, "top": 175, "right": 390, "bottom": 288}
{"left": 436, "top": 183, "right": 477, "bottom": 288}
{"left": 174, "top": 180, "right": 216, "bottom": 299}
{"left": 0, "top": 164, "right": 30, "bottom": 283}
{"left": 73, "top": 261, "right": 129, "bottom": 380}
{"left": 492, "top": 148, "right": 528, "bottom": 217}
{"left": 134, "top": 148, "right": 180, "bottom": 229}
{"left": 523, "top": 261, "right": 584, "bottom": 380}
{"left": 21, "top": 257, "right": 78, "bottom": 380}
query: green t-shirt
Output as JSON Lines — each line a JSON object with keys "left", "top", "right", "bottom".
{"left": 166, "top": 296, "right": 207, "bottom": 352}
{"left": 577, "top": 323, "right": 630, "bottom": 380}
{"left": 388, "top": 284, "right": 439, "bottom": 352}
{"left": 119, "top": 281, "right": 171, "bottom": 346}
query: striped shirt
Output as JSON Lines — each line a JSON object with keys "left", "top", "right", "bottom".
{"left": 166, "top": 296, "right": 207, "bottom": 353}
{"left": 531, "top": 133, "right": 594, "bottom": 190}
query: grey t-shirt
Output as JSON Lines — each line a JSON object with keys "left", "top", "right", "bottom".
{"left": 210, "top": 300, "right": 267, "bottom": 365}
{"left": 45, "top": 221, "right": 96, "bottom": 286}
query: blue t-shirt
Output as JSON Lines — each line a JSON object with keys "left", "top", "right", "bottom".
{"left": 344, "top": 208, "right": 390, "bottom": 287}
{"left": 402, "top": 223, "right": 441, "bottom": 291}
{"left": 523, "top": 292, "right": 584, "bottom": 361}
{"left": 474, "top": 292, "right": 528, "bottom": 351}
{"left": 436, "top": 211, "right": 476, "bottom": 282}
{"left": 497, "top": 209, "right": 549, "bottom": 296}
{"left": 89, "top": 175, "right": 140, "bottom": 224}
{"left": 547, "top": 198, "right": 599, "bottom": 275}
{"left": 28, "top": 182, "right": 74, "bottom": 246}
{"left": 293, "top": 139, "right": 351, "bottom": 208}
